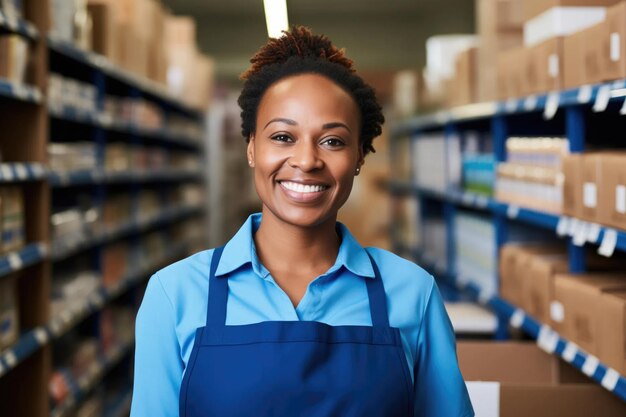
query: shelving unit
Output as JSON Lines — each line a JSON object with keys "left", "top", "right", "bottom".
{"left": 0, "top": 2, "right": 208, "bottom": 415}
{"left": 389, "top": 77, "right": 626, "bottom": 404}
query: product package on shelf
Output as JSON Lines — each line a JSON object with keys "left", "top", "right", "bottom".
{"left": 102, "top": 193, "right": 131, "bottom": 230}
{"left": 104, "top": 143, "right": 131, "bottom": 173}
{"left": 170, "top": 152, "right": 201, "bottom": 172}
{"left": 458, "top": 341, "right": 626, "bottom": 417}
{"left": 102, "top": 242, "right": 128, "bottom": 288}
{"left": 411, "top": 133, "right": 461, "bottom": 192}
{"left": 553, "top": 272, "right": 626, "bottom": 375}
{"left": 48, "top": 73, "right": 98, "bottom": 114}
{"left": 51, "top": 259, "right": 100, "bottom": 319}
{"left": 87, "top": 0, "right": 119, "bottom": 61}
{"left": 455, "top": 212, "right": 497, "bottom": 296}
{"left": 0, "top": 34, "right": 29, "bottom": 84}
{"left": 48, "top": 142, "right": 98, "bottom": 173}
{"left": 0, "top": 273, "right": 18, "bottom": 350}
{"left": 171, "top": 183, "right": 203, "bottom": 208}
{"left": 137, "top": 190, "right": 160, "bottom": 222}
{"left": 49, "top": 0, "right": 77, "bottom": 43}
{"left": 167, "top": 114, "right": 203, "bottom": 140}
{"left": 495, "top": 137, "right": 569, "bottom": 214}
{"left": 462, "top": 153, "right": 496, "bottom": 196}
{"left": 1, "top": 0, "right": 24, "bottom": 19}
{"left": 421, "top": 217, "right": 447, "bottom": 269}
{"left": 2, "top": 186, "right": 25, "bottom": 253}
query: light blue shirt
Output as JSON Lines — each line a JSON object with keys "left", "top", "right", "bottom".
{"left": 130, "top": 213, "right": 474, "bottom": 417}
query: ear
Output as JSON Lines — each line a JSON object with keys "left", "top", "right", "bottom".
{"left": 355, "top": 144, "right": 365, "bottom": 175}
{"left": 247, "top": 134, "right": 255, "bottom": 167}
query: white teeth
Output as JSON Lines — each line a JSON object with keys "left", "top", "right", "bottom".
{"left": 281, "top": 181, "right": 326, "bottom": 193}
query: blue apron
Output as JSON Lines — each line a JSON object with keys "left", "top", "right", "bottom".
{"left": 179, "top": 246, "right": 415, "bottom": 416}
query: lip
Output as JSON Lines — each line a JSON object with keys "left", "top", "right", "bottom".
{"left": 277, "top": 180, "right": 330, "bottom": 203}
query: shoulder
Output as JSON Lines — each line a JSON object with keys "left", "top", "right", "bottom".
{"left": 151, "top": 248, "right": 216, "bottom": 302}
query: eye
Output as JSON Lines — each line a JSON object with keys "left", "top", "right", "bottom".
{"left": 321, "top": 137, "right": 345, "bottom": 148}
{"left": 270, "top": 134, "right": 294, "bottom": 143}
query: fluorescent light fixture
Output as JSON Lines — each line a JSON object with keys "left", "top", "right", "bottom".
{"left": 263, "top": 0, "right": 289, "bottom": 38}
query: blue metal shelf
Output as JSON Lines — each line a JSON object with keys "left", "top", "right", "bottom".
{"left": 0, "top": 243, "right": 189, "bottom": 379}
{"left": 0, "top": 10, "right": 38, "bottom": 41}
{"left": 0, "top": 78, "right": 42, "bottom": 104}
{"left": 402, "top": 246, "right": 626, "bottom": 403}
{"left": 47, "top": 36, "right": 202, "bottom": 119}
{"left": 51, "top": 205, "right": 202, "bottom": 262}
{"left": 49, "top": 169, "right": 203, "bottom": 187}
{"left": 393, "top": 78, "right": 626, "bottom": 135}
{"left": 49, "top": 105, "right": 203, "bottom": 149}
{"left": 0, "top": 163, "right": 46, "bottom": 182}
{"left": 49, "top": 341, "right": 134, "bottom": 417}
{"left": 0, "top": 243, "right": 47, "bottom": 279}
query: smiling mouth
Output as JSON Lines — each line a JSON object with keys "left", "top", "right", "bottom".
{"left": 278, "top": 181, "right": 329, "bottom": 194}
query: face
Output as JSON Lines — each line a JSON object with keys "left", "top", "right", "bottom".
{"left": 247, "top": 73, "right": 363, "bottom": 228}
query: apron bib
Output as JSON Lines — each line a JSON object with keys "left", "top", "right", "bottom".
{"left": 179, "top": 246, "right": 414, "bottom": 417}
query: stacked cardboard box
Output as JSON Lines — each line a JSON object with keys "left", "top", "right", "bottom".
{"left": 0, "top": 35, "right": 29, "bottom": 84}
{"left": 562, "top": 151, "right": 626, "bottom": 229}
{"left": 459, "top": 341, "right": 626, "bottom": 416}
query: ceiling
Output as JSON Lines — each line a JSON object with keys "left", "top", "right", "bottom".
{"left": 161, "top": 0, "right": 475, "bottom": 84}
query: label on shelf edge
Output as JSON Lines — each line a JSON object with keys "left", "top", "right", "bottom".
{"left": 562, "top": 341, "right": 578, "bottom": 363}
{"left": 593, "top": 85, "right": 611, "bottom": 112}
{"left": 620, "top": 97, "right": 626, "bottom": 115}
{"left": 34, "top": 328, "right": 48, "bottom": 344}
{"left": 3, "top": 350, "right": 17, "bottom": 367}
{"left": 537, "top": 325, "right": 559, "bottom": 354}
{"left": 509, "top": 308, "right": 525, "bottom": 328}
{"left": 7, "top": 252, "right": 22, "bottom": 270}
{"left": 544, "top": 92, "right": 560, "bottom": 119}
{"left": 556, "top": 216, "right": 570, "bottom": 237}
{"left": 506, "top": 205, "right": 520, "bottom": 219}
{"left": 601, "top": 368, "right": 620, "bottom": 391}
{"left": 577, "top": 85, "right": 593, "bottom": 104}
{"left": 611, "top": 32, "right": 621, "bottom": 62}
{"left": 505, "top": 98, "right": 517, "bottom": 113}
{"left": 598, "top": 229, "right": 618, "bottom": 257}
{"left": 524, "top": 95, "right": 538, "bottom": 111}
{"left": 1, "top": 164, "right": 13, "bottom": 180}
{"left": 585, "top": 223, "right": 601, "bottom": 243}
{"left": 572, "top": 221, "right": 588, "bottom": 246}
{"left": 582, "top": 354, "right": 600, "bottom": 377}
{"left": 616, "top": 185, "right": 626, "bottom": 214}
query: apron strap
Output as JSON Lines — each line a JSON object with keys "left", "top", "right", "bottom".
{"left": 364, "top": 249, "right": 391, "bottom": 328}
{"left": 206, "top": 245, "right": 227, "bottom": 326}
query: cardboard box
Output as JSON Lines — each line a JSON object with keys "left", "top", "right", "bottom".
{"left": 522, "top": 253, "right": 569, "bottom": 326}
{"left": 165, "top": 15, "right": 196, "bottom": 47}
{"left": 499, "top": 244, "right": 565, "bottom": 307}
{"left": 459, "top": 341, "right": 626, "bottom": 417}
{"left": 584, "top": 22, "right": 608, "bottom": 85}
{"left": 554, "top": 273, "right": 626, "bottom": 357}
{"left": 599, "top": 152, "right": 626, "bottom": 229}
{"left": 563, "top": 27, "right": 587, "bottom": 89}
{"left": 497, "top": 47, "right": 528, "bottom": 99}
{"left": 600, "top": 290, "right": 626, "bottom": 374}
{"left": 524, "top": 1, "right": 619, "bottom": 21}
{"left": 449, "top": 47, "right": 478, "bottom": 106}
{"left": 524, "top": 5, "right": 609, "bottom": 47}
{"left": 525, "top": 37, "right": 564, "bottom": 95}
{"left": 562, "top": 154, "right": 583, "bottom": 218}
{"left": 88, "top": 2, "right": 118, "bottom": 60}
{"left": 605, "top": 2, "right": 626, "bottom": 82}
{"left": 580, "top": 153, "right": 602, "bottom": 222}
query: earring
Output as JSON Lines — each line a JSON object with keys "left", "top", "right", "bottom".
{"left": 355, "top": 167, "right": 360, "bottom": 174}
{"left": 248, "top": 160, "right": 253, "bottom": 166}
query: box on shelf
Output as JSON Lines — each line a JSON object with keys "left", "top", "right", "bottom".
{"left": 600, "top": 290, "right": 626, "bottom": 375}
{"left": 459, "top": 341, "right": 625, "bottom": 417}
{"left": 87, "top": 1, "right": 118, "bottom": 60}
{"left": 1, "top": 0, "right": 24, "bottom": 20}
{"left": 49, "top": 0, "right": 76, "bottom": 43}
{"left": 0, "top": 274, "right": 19, "bottom": 350}
{"left": 497, "top": 46, "right": 528, "bottom": 99}
{"left": 598, "top": 152, "right": 626, "bottom": 230}
{"left": 562, "top": 154, "right": 583, "bottom": 218}
{"left": 524, "top": 5, "right": 609, "bottom": 47}
{"left": 605, "top": 2, "right": 626, "bottom": 83}
{"left": 562, "top": 21, "right": 608, "bottom": 89}
{"left": 523, "top": 1, "right": 619, "bottom": 22}
{"left": 0, "top": 34, "right": 29, "bottom": 84}
{"left": 447, "top": 47, "right": 478, "bottom": 107}
{"left": 102, "top": 242, "right": 128, "bottom": 287}
{"left": 554, "top": 272, "right": 626, "bottom": 364}
{"left": 525, "top": 36, "right": 564, "bottom": 95}
{"left": 2, "top": 186, "right": 25, "bottom": 253}
{"left": 580, "top": 153, "right": 602, "bottom": 222}
{"left": 522, "top": 253, "right": 569, "bottom": 326}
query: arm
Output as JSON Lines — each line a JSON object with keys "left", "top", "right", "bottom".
{"left": 130, "top": 274, "right": 183, "bottom": 417}
{"left": 413, "top": 281, "right": 474, "bottom": 417}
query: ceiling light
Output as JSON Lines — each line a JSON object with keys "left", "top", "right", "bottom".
{"left": 263, "top": 0, "right": 289, "bottom": 38}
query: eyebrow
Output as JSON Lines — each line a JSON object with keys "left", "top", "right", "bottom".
{"left": 264, "top": 118, "right": 352, "bottom": 133}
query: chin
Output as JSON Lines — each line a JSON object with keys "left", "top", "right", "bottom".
{"left": 265, "top": 204, "right": 338, "bottom": 229}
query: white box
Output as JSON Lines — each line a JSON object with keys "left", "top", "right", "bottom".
{"left": 524, "top": 7, "right": 607, "bottom": 47}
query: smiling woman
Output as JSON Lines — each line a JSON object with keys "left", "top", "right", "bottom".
{"left": 130, "top": 25, "right": 474, "bottom": 417}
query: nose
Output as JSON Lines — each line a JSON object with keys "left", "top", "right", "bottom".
{"left": 288, "top": 139, "right": 324, "bottom": 172}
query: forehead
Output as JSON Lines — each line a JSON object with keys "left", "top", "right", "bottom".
{"left": 257, "top": 73, "right": 359, "bottom": 125}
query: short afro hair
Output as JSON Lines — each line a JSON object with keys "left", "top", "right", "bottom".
{"left": 237, "top": 25, "right": 384, "bottom": 155}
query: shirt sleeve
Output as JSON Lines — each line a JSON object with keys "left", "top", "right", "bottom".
{"left": 413, "top": 281, "right": 474, "bottom": 417}
{"left": 130, "top": 274, "right": 183, "bottom": 417}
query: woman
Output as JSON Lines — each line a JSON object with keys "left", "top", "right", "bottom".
{"left": 131, "top": 26, "right": 474, "bottom": 417}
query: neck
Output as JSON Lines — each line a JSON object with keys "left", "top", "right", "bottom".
{"left": 254, "top": 207, "right": 341, "bottom": 275}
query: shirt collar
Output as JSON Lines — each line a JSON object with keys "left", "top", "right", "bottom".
{"left": 215, "top": 212, "right": 376, "bottom": 279}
